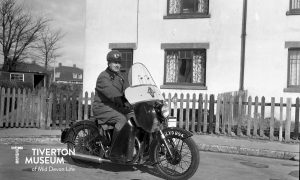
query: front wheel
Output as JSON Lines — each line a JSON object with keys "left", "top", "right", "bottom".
{"left": 152, "top": 136, "right": 200, "bottom": 180}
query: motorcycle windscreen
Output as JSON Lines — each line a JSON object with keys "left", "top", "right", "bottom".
{"left": 125, "top": 63, "right": 164, "bottom": 104}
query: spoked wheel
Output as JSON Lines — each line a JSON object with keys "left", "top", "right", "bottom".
{"left": 67, "top": 124, "right": 101, "bottom": 163}
{"left": 153, "top": 136, "right": 200, "bottom": 180}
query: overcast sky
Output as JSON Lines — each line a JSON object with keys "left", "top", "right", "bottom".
{"left": 21, "top": 0, "right": 86, "bottom": 69}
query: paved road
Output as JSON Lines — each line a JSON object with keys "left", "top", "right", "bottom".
{"left": 0, "top": 144, "right": 298, "bottom": 180}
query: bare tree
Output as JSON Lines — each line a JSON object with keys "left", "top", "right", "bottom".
{"left": 34, "top": 27, "right": 64, "bottom": 70}
{"left": 0, "top": 0, "right": 49, "bottom": 71}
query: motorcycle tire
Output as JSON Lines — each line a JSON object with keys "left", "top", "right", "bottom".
{"left": 152, "top": 136, "right": 200, "bottom": 180}
{"left": 67, "top": 123, "right": 101, "bottom": 164}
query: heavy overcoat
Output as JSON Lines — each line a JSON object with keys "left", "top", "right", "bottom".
{"left": 92, "top": 68, "right": 129, "bottom": 124}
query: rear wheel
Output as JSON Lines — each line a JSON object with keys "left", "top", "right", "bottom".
{"left": 152, "top": 136, "right": 200, "bottom": 180}
{"left": 67, "top": 123, "right": 101, "bottom": 163}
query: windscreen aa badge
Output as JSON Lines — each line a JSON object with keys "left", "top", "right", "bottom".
{"left": 147, "top": 87, "right": 155, "bottom": 98}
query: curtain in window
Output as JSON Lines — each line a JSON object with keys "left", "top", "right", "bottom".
{"left": 192, "top": 53, "right": 204, "bottom": 84}
{"left": 166, "top": 52, "right": 178, "bottom": 83}
{"left": 198, "top": 0, "right": 208, "bottom": 14}
{"left": 289, "top": 50, "right": 300, "bottom": 86}
{"left": 169, "top": 0, "right": 181, "bottom": 14}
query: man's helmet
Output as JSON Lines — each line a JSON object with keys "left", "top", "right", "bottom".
{"left": 107, "top": 50, "right": 122, "bottom": 63}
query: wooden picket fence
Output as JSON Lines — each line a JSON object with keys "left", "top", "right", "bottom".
{"left": 0, "top": 87, "right": 299, "bottom": 142}
{"left": 0, "top": 87, "right": 49, "bottom": 128}
{"left": 163, "top": 92, "right": 300, "bottom": 142}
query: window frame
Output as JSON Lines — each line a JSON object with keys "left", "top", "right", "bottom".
{"left": 55, "top": 72, "right": 60, "bottom": 78}
{"left": 10, "top": 73, "right": 24, "bottom": 82}
{"left": 73, "top": 73, "right": 78, "bottom": 79}
{"left": 164, "top": 0, "right": 210, "bottom": 19}
{"left": 287, "top": 0, "right": 300, "bottom": 15}
{"left": 285, "top": 48, "right": 300, "bottom": 93}
{"left": 162, "top": 48, "right": 207, "bottom": 90}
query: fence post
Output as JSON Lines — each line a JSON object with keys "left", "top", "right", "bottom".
{"left": 260, "top": 96, "right": 265, "bottom": 137}
{"left": 220, "top": 95, "right": 225, "bottom": 134}
{"left": 294, "top": 97, "right": 299, "bottom": 140}
{"left": 197, "top": 94, "right": 203, "bottom": 133}
{"left": 191, "top": 94, "right": 196, "bottom": 132}
{"left": 247, "top": 96, "right": 252, "bottom": 136}
{"left": 16, "top": 88, "right": 22, "bottom": 128}
{"left": 39, "top": 88, "right": 47, "bottom": 129}
{"left": 179, "top": 93, "right": 184, "bottom": 128}
{"left": 5, "top": 88, "right": 10, "bottom": 127}
{"left": 71, "top": 94, "right": 77, "bottom": 122}
{"left": 253, "top": 96, "right": 259, "bottom": 137}
{"left": 173, "top": 93, "right": 178, "bottom": 120}
{"left": 84, "top": 92, "right": 88, "bottom": 120}
{"left": 26, "top": 89, "right": 31, "bottom": 127}
{"left": 21, "top": 89, "right": 26, "bottom": 127}
{"left": 285, "top": 98, "right": 292, "bottom": 142}
{"left": 237, "top": 95, "right": 242, "bottom": 136}
{"left": 47, "top": 93, "right": 53, "bottom": 129}
{"left": 185, "top": 93, "right": 190, "bottom": 131}
{"left": 0, "top": 88, "right": 5, "bottom": 127}
{"left": 66, "top": 95, "right": 71, "bottom": 128}
{"left": 203, "top": 94, "right": 208, "bottom": 133}
{"left": 78, "top": 92, "right": 83, "bottom": 121}
{"left": 209, "top": 94, "right": 214, "bottom": 133}
{"left": 52, "top": 93, "right": 57, "bottom": 128}
{"left": 270, "top": 97, "right": 275, "bottom": 141}
{"left": 59, "top": 94, "right": 64, "bottom": 129}
{"left": 229, "top": 96, "right": 234, "bottom": 135}
{"left": 11, "top": 88, "right": 16, "bottom": 127}
{"left": 279, "top": 98, "right": 283, "bottom": 142}
{"left": 168, "top": 93, "right": 172, "bottom": 116}
{"left": 91, "top": 92, "right": 95, "bottom": 117}
{"left": 215, "top": 95, "right": 221, "bottom": 134}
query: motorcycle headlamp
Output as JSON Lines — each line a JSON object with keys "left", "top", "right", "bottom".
{"left": 161, "top": 102, "right": 170, "bottom": 118}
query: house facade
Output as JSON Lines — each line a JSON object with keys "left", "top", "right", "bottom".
{"left": 54, "top": 63, "right": 83, "bottom": 84}
{"left": 84, "top": 0, "right": 300, "bottom": 100}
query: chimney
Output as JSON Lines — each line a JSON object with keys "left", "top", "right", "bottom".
{"left": 73, "top": 64, "right": 76, "bottom": 68}
{"left": 59, "top": 63, "right": 62, "bottom": 67}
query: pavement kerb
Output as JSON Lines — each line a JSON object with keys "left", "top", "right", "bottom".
{"left": 0, "top": 135, "right": 298, "bottom": 161}
{"left": 196, "top": 144, "right": 299, "bottom": 161}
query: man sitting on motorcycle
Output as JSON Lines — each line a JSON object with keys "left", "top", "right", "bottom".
{"left": 92, "top": 50, "right": 131, "bottom": 147}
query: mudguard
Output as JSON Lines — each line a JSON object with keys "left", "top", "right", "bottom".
{"left": 60, "top": 120, "right": 98, "bottom": 144}
{"left": 149, "top": 127, "right": 193, "bottom": 163}
{"left": 161, "top": 127, "right": 193, "bottom": 139}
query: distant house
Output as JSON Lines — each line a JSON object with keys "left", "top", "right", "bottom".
{"left": 54, "top": 63, "right": 83, "bottom": 84}
{"left": 0, "top": 61, "right": 48, "bottom": 89}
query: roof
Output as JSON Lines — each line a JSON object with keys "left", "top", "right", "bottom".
{"left": 15, "top": 62, "right": 47, "bottom": 73}
{"left": 0, "top": 61, "right": 47, "bottom": 74}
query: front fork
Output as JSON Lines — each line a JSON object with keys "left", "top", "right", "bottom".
{"left": 159, "top": 130, "right": 174, "bottom": 158}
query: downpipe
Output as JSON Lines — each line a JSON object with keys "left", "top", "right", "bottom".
{"left": 71, "top": 153, "right": 111, "bottom": 164}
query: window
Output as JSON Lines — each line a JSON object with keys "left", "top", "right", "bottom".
{"left": 73, "top": 73, "right": 78, "bottom": 79}
{"left": 163, "top": 49, "right": 206, "bottom": 88}
{"left": 287, "top": 0, "right": 300, "bottom": 15}
{"left": 55, "top": 72, "right": 60, "bottom": 78}
{"left": 165, "top": 0, "right": 210, "bottom": 19}
{"left": 10, "top": 73, "right": 24, "bottom": 82}
{"left": 78, "top": 74, "right": 83, "bottom": 79}
{"left": 288, "top": 49, "right": 300, "bottom": 88}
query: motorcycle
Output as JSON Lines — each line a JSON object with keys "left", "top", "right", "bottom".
{"left": 61, "top": 63, "right": 200, "bottom": 180}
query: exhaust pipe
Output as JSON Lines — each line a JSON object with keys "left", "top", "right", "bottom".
{"left": 71, "top": 153, "right": 110, "bottom": 163}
